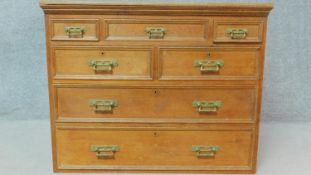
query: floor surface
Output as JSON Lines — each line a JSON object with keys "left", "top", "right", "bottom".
{"left": 0, "top": 120, "right": 310, "bottom": 175}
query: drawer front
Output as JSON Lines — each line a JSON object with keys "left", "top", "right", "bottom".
{"left": 214, "top": 19, "right": 264, "bottom": 43}
{"left": 51, "top": 19, "right": 99, "bottom": 41}
{"left": 159, "top": 47, "right": 259, "bottom": 80}
{"left": 53, "top": 47, "right": 152, "bottom": 80}
{"left": 56, "top": 127, "right": 254, "bottom": 171}
{"left": 57, "top": 87, "right": 256, "bottom": 123}
{"left": 105, "top": 19, "right": 208, "bottom": 41}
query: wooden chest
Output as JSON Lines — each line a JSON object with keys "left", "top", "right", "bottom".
{"left": 40, "top": 0, "right": 273, "bottom": 173}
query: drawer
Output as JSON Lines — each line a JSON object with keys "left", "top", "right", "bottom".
{"left": 53, "top": 47, "right": 152, "bottom": 80}
{"left": 159, "top": 47, "right": 259, "bottom": 80}
{"left": 213, "top": 19, "right": 264, "bottom": 43}
{"left": 56, "top": 87, "right": 256, "bottom": 123}
{"left": 56, "top": 127, "right": 254, "bottom": 171}
{"left": 104, "top": 19, "right": 208, "bottom": 41}
{"left": 51, "top": 19, "right": 99, "bottom": 41}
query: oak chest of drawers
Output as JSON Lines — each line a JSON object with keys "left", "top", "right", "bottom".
{"left": 40, "top": 0, "right": 273, "bottom": 173}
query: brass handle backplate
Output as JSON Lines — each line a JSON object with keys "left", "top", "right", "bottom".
{"left": 192, "top": 145, "right": 220, "bottom": 158}
{"left": 89, "top": 100, "right": 118, "bottom": 113}
{"left": 64, "top": 26, "right": 85, "bottom": 38}
{"left": 193, "top": 101, "right": 222, "bottom": 113}
{"left": 226, "top": 28, "right": 248, "bottom": 39}
{"left": 91, "top": 145, "right": 120, "bottom": 159}
{"left": 193, "top": 60, "right": 224, "bottom": 73}
{"left": 145, "top": 27, "right": 166, "bottom": 39}
{"left": 89, "top": 60, "right": 118, "bottom": 72}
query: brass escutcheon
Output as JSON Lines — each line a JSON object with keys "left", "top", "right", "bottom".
{"left": 192, "top": 101, "right": 223, "bottom": 113}
{"left": 91, "top": 145, "right": 120, "bottom": 159}
{"left": 64, "top": 26, "right": 85, "bottom": 38}
{"left": 89, "top": 60, "right": 118, "bottom": 72}
{"left": 193, "top": 60, "right": 224, "bottom": 73}
{"left": 226, "top": 28, "right": 248, "bottom": 39}
{"left": 89, "top": 100, "right": 118, "bottom": 113}
{"left": 145, "top": 27, "right": 166, "bottom": 39}
{"left": 192, "top": 145, "right": 220, "bottom": 158}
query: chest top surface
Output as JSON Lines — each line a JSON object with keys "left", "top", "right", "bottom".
{"left": 40, "top": 0, "right": 273, "bottom": 16}
{"left": 40, "top": 0, "right": 273, "bottom": 5}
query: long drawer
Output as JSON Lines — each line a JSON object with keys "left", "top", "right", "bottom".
{"left": 56, "top": 86, "right": 256, "bottom": 123}
{"left": 56, "top": 127, "right": 254, "bottom": 171}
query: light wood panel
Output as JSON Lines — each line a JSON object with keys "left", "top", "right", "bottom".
{"left": 159, "top": 47, "right": 259, "bottom": 80}
{"left": 56, "top": 86, "right": 256, "bottom": 123}
{"left": 53, "top": 47, "right": 152, "bottom": 80}
{"left": 51, "top": 19, "right": 99, "bottom": 41}
{"left": 56, "top": 127, "right": 253, "bottom": 171}
{"left": 104, "top": 19, "right": 208, "bottom": 41}
{"left": 214, "top": 18, "right": 264, "bottom": 43}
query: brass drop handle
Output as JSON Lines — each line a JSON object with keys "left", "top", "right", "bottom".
{"left": 89, "top": 60, "right": 118, "bottom": 72}
{"left": 193, "top": 60, "right": 224, "bottom": 73}
{"left": 89, "top": 100, "right": 118, "bottom": 113}
{"left": 64, "top": 26, "right": 85, "bottom": 38}
{"left": 226, "top": 28, "right": 248, "bottom": 39}
{"left": 145, "top": 27, "right": 166, "bottom": 39}
{"left": 91, "top": 145, "right": 120, "bottom": 159}
{"left": 192, "top": 145, "right": 220, "bottom": 158}
{"left": 193, "top": 101, "right": 222, "bottom": 113}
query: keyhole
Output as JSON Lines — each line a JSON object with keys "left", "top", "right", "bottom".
{"left": 101, "top": 51, "right": 105, "bottom": 55}
{"left": 153, "top": 132, "right": 158, "bottom": 137}
{"left": 154, "top": 90, "right": 160, "bottom": 95}
{"left": 207, "top": 52, "right": 211, "bottom": 58}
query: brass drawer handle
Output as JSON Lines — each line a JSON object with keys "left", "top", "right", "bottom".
{"left": 193, "top": 101, "right": 222, "bottom": 113}
{"left": 91, "top": 145, "right": 120, "bottom": 159}
{"left": 192, "top": 145, "right": 220, "bottom": 158}
{"left": 226, "top": 28, "right": 248, "bottom": 39}
{"left": 145, "top": 27, "right": 166, "bottom": 39}
{"left": 64, "top": 26, "right": 85, "bottom": 38}
{"left": 193, "top": 60, "right": 224, "bottom": 73}
{"left": 89, "top": 60, "right": 118, "bottom": 72}
{"left": 89, "top": 100, "right": 118, "bottom": 113}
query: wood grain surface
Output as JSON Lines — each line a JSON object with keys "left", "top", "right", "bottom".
{"left": 41, "top": 2, "right": 272, "bottom": 173}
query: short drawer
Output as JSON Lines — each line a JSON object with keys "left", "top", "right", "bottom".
{"left": 213, "top": 19, "right": 264, "bottom": 43}
{"left": 56, "top": 127, "right": 254, "bottom": 171}
{"left": 104, "top": 19, "right": 208, "bottom": 41}
{"left": 51, "top": 19, "right": 99, "bottom": 41}
{"left": 159, "top": 47, "right": 259, "bottom": 80}
{"left": 53, "top": 47, "right": 152, "bottom": 80}
{"left": 56, "top": 87, "right": 256, "bottom": 123}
